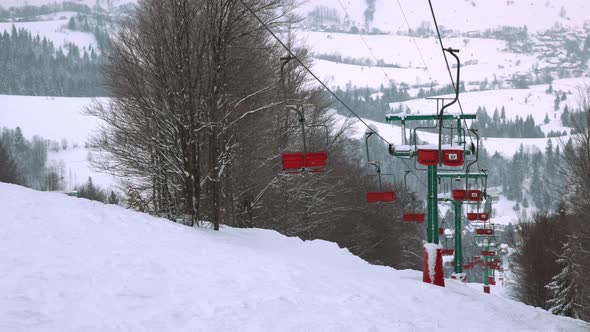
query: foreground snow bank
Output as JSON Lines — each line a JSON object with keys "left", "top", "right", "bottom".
{"left": 0, "top": 183, "right": 587, "bottom": 331}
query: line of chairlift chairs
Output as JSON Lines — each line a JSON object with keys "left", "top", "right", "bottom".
{"left": 278, "top": 106, "right": 490, "bottom": 219}
{"left": 278, "top": 103, "right": 501, "bottom": 279}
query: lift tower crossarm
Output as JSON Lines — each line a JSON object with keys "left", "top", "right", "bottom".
{"left": 438, "top": 172, "right": 487, "bottom": 179}
{"left": 385, "top": 114, "right": 476, "bottom": 122}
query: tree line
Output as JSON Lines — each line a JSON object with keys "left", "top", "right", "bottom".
{"left": 509, "top": 89, "right": 590, "bottom": 321}
{"left": 0, "top": 26, "right": 105, "bottom": 96}
{"left": 473, "top": 106, "right": 545, "bottom": 138}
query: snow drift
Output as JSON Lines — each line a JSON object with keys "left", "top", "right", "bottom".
{"left": 0, "top": 183, "right": 587, "bottom": 331}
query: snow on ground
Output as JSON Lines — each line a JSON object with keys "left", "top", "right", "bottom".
{"left": 0, "top": 0, "right": 134, "bottom": 8}
{"left": 0, "top": 18, "right": 97, "bottom": 49}
{"left": 304, "top": 31, "right": 537, "bottom": 89}
{"left": 300, "top": 0, "right": 590, "bottom": 33}
{"left": 48, "top": 148, "right": 117, "bottom": 191}
{"left": 1, "top": 182, "right": 587, "bottom": 331}
{"left": 390, "top": 78, "right": 590, "bottom": 127}
{"left": 488, "top": 194, "right": 530, "bottom": 226}
{"left": 0, "top": 95, "right": 114, "bottom": 189}
{"left": 0, "top": 95, "right": 98, "bottom": 144}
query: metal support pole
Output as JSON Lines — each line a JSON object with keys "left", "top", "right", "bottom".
{"left": 453, "top": 201, "right": 463, "bottom": 274}
{"left": 484, "top": 241, "right": 490, "bottom": 294}
{"left": 427, "top": 165, "right": 439, "bottom": 244}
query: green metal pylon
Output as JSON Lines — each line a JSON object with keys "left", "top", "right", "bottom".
{"left": 484, "top": 241, "right": 490, "bottom": 293}
{"left": 453, "top": 201, "right": 463, "bottom": 274}
{"left": 427, "top": 165, "right": 438, "bottom": 243}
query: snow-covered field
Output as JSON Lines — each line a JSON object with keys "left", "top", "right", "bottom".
{"left": 0, "top": 16, "right": 97, "bottom": 49}
{"left": 390, "top": 78, "right": 590, "bottom": 127}
{"left": 304, "top": 31, "right": 536, "bottom": 89}
{"left": 299, "top": 0, "right": 590, "bottom": 33}
{"left": 0, "top": 0, "right": 134, "bottom": 8}
{"left": 1, "top": 183, "right": 587, "bottom": 331}
{"left": 0, "top": 95, "right": 115, "bottom": 189}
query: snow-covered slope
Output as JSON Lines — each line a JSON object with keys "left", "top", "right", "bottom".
{"left": 301, "top": 0, "right": 590, "bottom": 33}
{"left": 0, "top": 183, "right": 587, "bottom": 331}
{"left": 303, "top": 31, "right": 537, "bottom": 89}
{"left": 0, "top": 0, "right": 134, "bottom": 8}
{"left": 0, "top": 95, "right": 115, "bottom": 189}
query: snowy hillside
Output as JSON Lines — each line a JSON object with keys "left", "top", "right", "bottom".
{"left": 0, "top": 0, "right": 134, "bottom": 8}
{"left": 0, "top": 183, "right": 587, "bottom": 331}
{"left": 0, "top": 95, "right": 115, "bottom": 189}
{"left": 0, "top": 13, "right": 97, "bottom": 49}
{"left": 302, "top": 31, "right": 537, "bottom": 89}
{"left": 301, "top": 0, "right": 590, "bottom": 33}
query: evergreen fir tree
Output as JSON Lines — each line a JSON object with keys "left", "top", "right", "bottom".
{"left": 546, "top": 235, "right": 584, "bottom": 319}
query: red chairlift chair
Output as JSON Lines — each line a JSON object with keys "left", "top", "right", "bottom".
{"left": 442, "top": 149, "right": 464, "bottom": 167}
{"left": 478, "top": 212, "right": 490, "bottom": 221}
{"left": 467, "top": 190, "right": 482, "bottom": 201}
{"left": 417, "top": 148, "right": 439, "bottom": 166}
{"left": 365, "top": 133, "right": 395, "bottom": 204}
{"left": 403, "top": 193, "right": 425, "bottom": 223}
{"left": 452, "top": 189, "right": 466, "bottom": 201}
{"left": 367, "top": 191, "right": 395, "bottom": 203}
{"left": 401, "top": 173, "right": 425, "bottom": 223}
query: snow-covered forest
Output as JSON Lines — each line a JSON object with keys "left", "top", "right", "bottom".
{"left": 1, "top": 0, "right": 590, "bottom": 330}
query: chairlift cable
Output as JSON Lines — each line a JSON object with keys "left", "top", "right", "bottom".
{"left": 238, "top": 0, "right": 390, "bottom": 145}
{"left": 394, "top": 0, "right": 434, "bottom": 82}
{"left": 427, "top": 0, "right": 474, "bottom": 145}
{"left": 335, "top": 0, "right": 395, "bottom": 83}
{"left": 239, "top": 0, "right": 429, "bottom": 189}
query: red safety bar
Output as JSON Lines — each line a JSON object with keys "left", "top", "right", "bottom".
{"left": 282, "top": 152, "right": 327, "bottom": 172}
{"left": 442, "top": 149, "right": 464, "bottom": 167}
{"left": 366, "top": 191, "right": 395, "bottom": 203}
{"left": 305, "top": 152, "right": 327, "bottom": 169}
{"left": 417, "top": 149, "right": 439, "bottom": 166}
{"left": 403, "top": 213, "right": 425, "bottom": 223}
{"left": 452, "top": 189, "right": 466, "bottom": 201}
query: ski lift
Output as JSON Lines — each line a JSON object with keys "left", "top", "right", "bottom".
{"left": 476, "top": 228, "right": 494, "bottom": 236}
{"left": 467, "top": 190, "right": 482, "bottom": 201}
{"left": 402, "top": 172, "right": 425, "bottom": 222}
{"left": 402, "top": 194, "right": 425, "bottom": 223}
{"left": 280, "top": 104, "right": 328, "bottom": 174}
{"left": 452, "top": 189, "right": 467, "bottom": 201}
{"left": 417, "top": 148, "right": 439, "bottom": 166}
{"left": 442, "top": 149, "right": 464, "bottom": 167}
{"left": 365, "top": 132, "right": 395, "bottom": 204}
{"left": 279, "top": 56, "right": 328, "bottom": 174}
